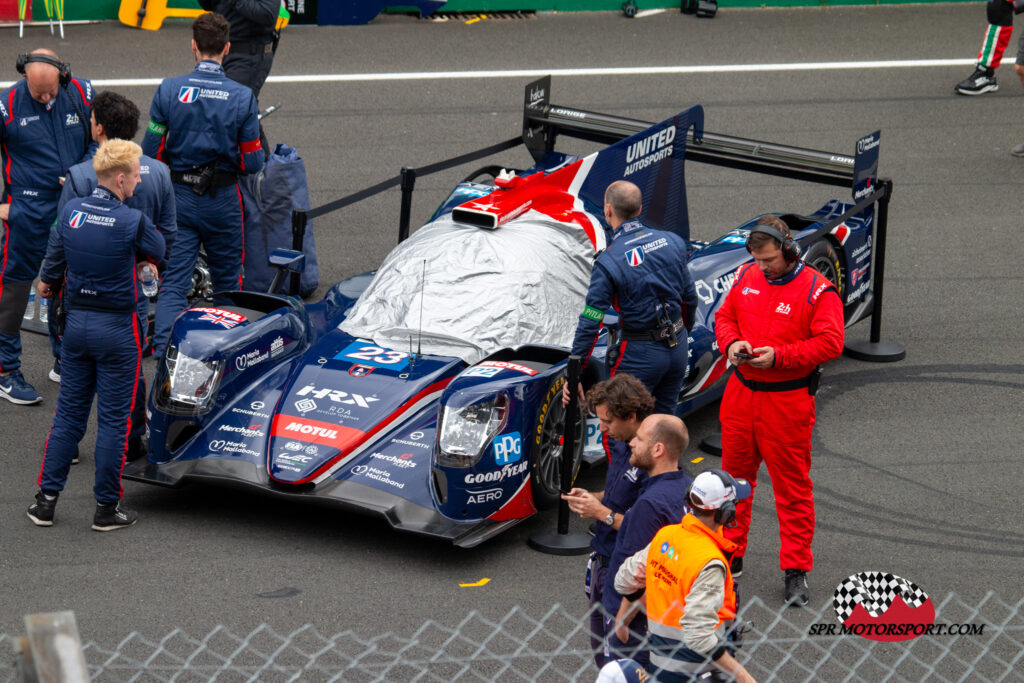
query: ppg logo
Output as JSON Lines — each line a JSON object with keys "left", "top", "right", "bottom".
{"left": 493, "top": 432, "right": 522, "bottom": 465}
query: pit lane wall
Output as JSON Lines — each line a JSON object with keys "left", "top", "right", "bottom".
{"left": 0, "top": 0, "right": 980, "bottom": 24}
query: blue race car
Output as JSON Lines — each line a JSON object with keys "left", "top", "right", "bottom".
{"left": 125, "top": 78, "right": 883, "bottom": 547}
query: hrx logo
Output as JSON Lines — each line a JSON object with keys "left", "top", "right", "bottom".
{"left": 296, "top": 385, "right": 379, "bottom": 408}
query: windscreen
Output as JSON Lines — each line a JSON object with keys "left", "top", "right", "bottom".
{"left": 339, "top": 211, "right": 595, "bottom": 364}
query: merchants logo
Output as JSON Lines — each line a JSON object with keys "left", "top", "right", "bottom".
{"left": 832, "top": 572, "right": 935, "bottom": 642}
{"left": 69, "top": 211, "right": 87, "bottom": 229}
{"left": 178, "top": 86, "right": 199, "bottom": 103}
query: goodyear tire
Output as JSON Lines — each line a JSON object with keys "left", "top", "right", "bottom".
{"left": 530, "top": 375, "right": 585, "bottom": 510}
{"left": 803, "top": 240, "right": 844, "bottom": 298}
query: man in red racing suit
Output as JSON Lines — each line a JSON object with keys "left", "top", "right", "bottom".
{"left": 714, "top": 216, "right": 844, "bottom": 607}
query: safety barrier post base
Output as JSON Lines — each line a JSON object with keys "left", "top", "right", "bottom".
{"left": 843, "top": 340, "right": 905, "bottom": 363}
{"left": 527, "top": 530, "right": 591, "bottom": 556}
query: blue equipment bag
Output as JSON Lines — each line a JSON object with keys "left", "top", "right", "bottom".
{"left": 241, "top": 143, "right": 319, "bottom": 297}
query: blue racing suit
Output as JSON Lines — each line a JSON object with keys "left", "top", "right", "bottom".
{"left": 142, "top": 59, "right": 263, "bottom": 357}
{"left": 55, "top": 154, "right": 177, "bottom": 438}
{"left": 0, "top": 76, "right": 93, "bottom": 373}
{"left": 37, "top": 186, "right": 165, "bottom": 503}
{"left": 571, "top": 219, "right": 698, "bottom": 414}
{"left": 602, "top": 468, "right": 692, "bottom": 669}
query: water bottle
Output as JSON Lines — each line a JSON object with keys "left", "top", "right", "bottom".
{"left": 39, "top": 296, "right": 49, "bottom": 324}
{"left": 23, "top": 291, "right": 35, "bottom": 320}
{"left": 141, "top": 264, "right": 159, "bottom": 298}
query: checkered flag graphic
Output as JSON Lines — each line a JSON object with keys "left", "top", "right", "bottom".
{"left": 833, "top": 571, "right": 929, "bottom": 621}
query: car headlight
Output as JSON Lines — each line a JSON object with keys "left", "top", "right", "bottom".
{"left": 437, "top": 394, "right": 508, "bottom": 468}
{"left": 161, "top": 345, "right": 224, "bottom": 415}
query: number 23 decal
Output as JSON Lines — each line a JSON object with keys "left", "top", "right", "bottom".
{"left": 345, "top": 345, "right": 408, "bottom": 365}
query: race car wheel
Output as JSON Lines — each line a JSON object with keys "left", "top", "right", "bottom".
{"left": 802, "top": 239, "right": 844, "bottom": 298}
{"left": 530, "top": 375, "right": 585, "bottom": 510}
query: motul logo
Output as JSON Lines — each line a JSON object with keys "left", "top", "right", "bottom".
{"left": 296, "top": 385, "right": 379, "bottom": 409}
{"left": 284, "top": 422, "right": 338, "bottom": 439}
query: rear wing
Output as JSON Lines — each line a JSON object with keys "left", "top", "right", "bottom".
{"left": 521, "top": 76, "right": 878, "bottom": 196}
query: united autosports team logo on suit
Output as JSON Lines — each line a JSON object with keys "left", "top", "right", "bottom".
{"left": 69, "top": 211, "right": 87, "bottom": 229}
{"left": 831, "top": 572, "right": 935, "bottom": 642}
{"left": 178, "top": 86, "right": 199, "bottom": 104}
{"left": 625, "top": 247, "right": 644, "bottom": 267}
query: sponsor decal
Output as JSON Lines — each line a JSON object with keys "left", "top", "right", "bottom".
{"left": 463, "top": 366, "right": 502, "bottom": 378}
{"left": 251, "top": 401, "right": 265, "bottom": 410}
{"left": 335, "top": 341, "right": 410, "bottom": 370}
{"left": 466, "top": 488, "right": 503, "bottom": 504}
{"left": 391, "top": 437, "right": 430, "bottom": 450}
{"left": 192, "top": 307, "right": 246, "bottom": 329}
{"left": 296, "top": 384, "right": 379, "bottom": 409}
{"left": 235, "top": 346, "right": 270, "bottom": 371}
{"left": 550, "top": 106, "right": 585, "bottom": 119}
{"left": 284, "top": 441, "right": 304, "bottom": 451}
{"left": 626, "top": 247, "right": 644, "bottom": 267}
{"left": 277, "top": 453, "right": 312, "bottom": 464}
{"left": 69, "top": 211, "right": 87, "bottom": 229}
{"left": 19, "top": 115, "right": 40, "bottom": 126}
{"left": 850, "top": 266, "right": 869, "bottom": 286}
{"left": 369, "top": 452, "right": 417, "bottom": 469}
{"left": 464, "top": 460, "right": 529, "bottom": 484}
{"left": 231, "top": 406, "right": 270, "bottom": 418}
{"left": 624, "top": 125, "right": 676, "bottom": 177}
{"left": 852, "top": 236, "right": 872, "bottom": 264}
{"left": 348, "top": 364, "right": 374, "bottom": 377}
{"left": 775, "top": 303, "right": 791, "bottom": 316}
{"left": 846, "top": 281, "right": 869, "bottom": 305}
{"left": 695, "top": 272, "right": 738, "bottom": 305}
{"left": 527, "top": 84, "right": 545, "bottom": 109}
{"left": 493, "top": 432, "right": 522, "bottom": 465}
{"left": 294, "top": 398, "right": 317, "bottom": 413}
{"left": 476, "top": 360, "right": 538, "bottom": 376}
{"left": 271, "top": 415, "right": 363, "bottom": 452}
{"left": 811, "top": 281, "right": 831, "bottom": 303}
{"left": 217, "top": 423, "right": 264, "bottom": 438}
{"left": 304, "top": 445, "right": 318, "bottom": 455}
{"left": 351, "top": 465, "right": 405, "bottom": 490}
{"left": 270, "top": 336, "right": 285, "bottom": 358}
{"left": 208, "top": 439, "right": 258, "bottom": 456}
{"left": 721, "top": 234, "right": 748, "bottom": 245}
{"left": 410, "top": 431, "right": 424, "bottom": 440}
{"left": 742, "top": 287, "right": 760, "bottom": 296}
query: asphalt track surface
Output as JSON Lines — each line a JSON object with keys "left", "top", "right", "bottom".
{"left": 1, "top": 3, "right": 1023, "bottom": 673}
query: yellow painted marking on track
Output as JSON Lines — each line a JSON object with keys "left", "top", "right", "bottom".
{"left": 691, "top": 457, "right": 704, "bottom": 464}
{"left": 465, "top": 14, "right": 484, "bottom": 24}
{"left": 460, "top": 578, "right": 491, "bottom": 587}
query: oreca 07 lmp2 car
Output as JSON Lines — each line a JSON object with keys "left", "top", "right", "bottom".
{"left": 125, "top": 78, "right": 882, "bottom": 547}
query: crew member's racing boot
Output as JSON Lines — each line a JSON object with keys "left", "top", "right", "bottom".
{"left": 92, "top": 501, "right": 138, "bottom": 532}
{"left": 27, "top": 490, "right": 58, "bottom": 526}
{"left": 784, "top": 569, "right": 809, "bottom": 607}
{"left": 955, "top": 66, "right": 998, "bottom": 95}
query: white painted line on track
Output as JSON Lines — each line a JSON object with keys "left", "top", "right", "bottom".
{"left": 635, "top": 9, "right": 667, "bottom": 17}
{"left": 0, "top": 57, "right": 999, "bottom": 89}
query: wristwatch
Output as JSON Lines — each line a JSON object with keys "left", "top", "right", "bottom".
{"left": 604, "top": 511, "right": 615, "bottom": 527}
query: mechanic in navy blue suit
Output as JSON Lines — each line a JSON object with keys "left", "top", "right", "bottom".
{"left": 603, "top": 413, "right": 692, "bottom": 669}
{"left": 56, "top": 90, "right": 177, "bottom": 361}
{"left": 570, "top": 180, "right": 698, "bottom": 415}
{"left": 561, "top": 374, "right": 654, "bottom": 669}
{"left": 27, "top": 139, "right": 165, "bottom": 531}
{"left": 0, "top": 49, "right": 93, "bottom": 405}
{"left": 142, "top": 12, "right": 264, "bottom": 359}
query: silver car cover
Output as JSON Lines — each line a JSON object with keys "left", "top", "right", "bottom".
{"left": 339, "top": 210, "right": 596, "bottom": 365}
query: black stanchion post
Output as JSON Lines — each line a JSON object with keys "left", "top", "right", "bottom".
{"left": 398, "top": 166, "right": 416, "bottom": 244}
{"left": 528, "top": 355, "right": 591, "bottom": 555}
{"left": 699, "top": 432, "right": 722, "bottom": 457}
{"left": 844, "top": 180, "right": 905, "bottom": 362}
{"left": 289, "top": 209, "right": 307, "bottom": 296}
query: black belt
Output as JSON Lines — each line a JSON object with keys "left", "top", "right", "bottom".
{"left": 170, "top": 170, "right": 238, "bottom": 189}
{"left": 621, "top": 317, "right": 685, "bottom": 343}
{"left": 231, "top": 39, "right": 275, "bottom": 55}
{"left": 596, "top": 553, "right": 610, "bottom": 568}
{"left": 734, "top": 367, "right": 821, "bottom": 395}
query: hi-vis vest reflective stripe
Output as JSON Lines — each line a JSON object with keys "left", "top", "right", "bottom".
{"left": 644, "top": 514, "right": 737, "bottom": 644}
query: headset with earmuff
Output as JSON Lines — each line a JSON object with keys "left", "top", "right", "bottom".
{"left": 16, "top": 53, "right": 72, "bottom": 88}
{"left": 686, "top": 469, "right": 741, "bottom": 528}
{"left": 746, "top": 222, "right": 801, "bottom": 263}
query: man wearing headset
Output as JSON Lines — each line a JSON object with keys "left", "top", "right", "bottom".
{"left": 143, "top": 12, "right": 263, "bottom": 360}
{"left": 600, "top": 413, "right": 692, "bottom": 669}
{"left": 714, "top": 215, "right": 844, "bottom": 606}
{"left": 613, "top": 470, "right": 756, "bottom": 683}
{"left": 570, "top": 180, "right": 698, "bottom": 415}
{"left": 0, "top": 49, "right": 93, "bottom": 405}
